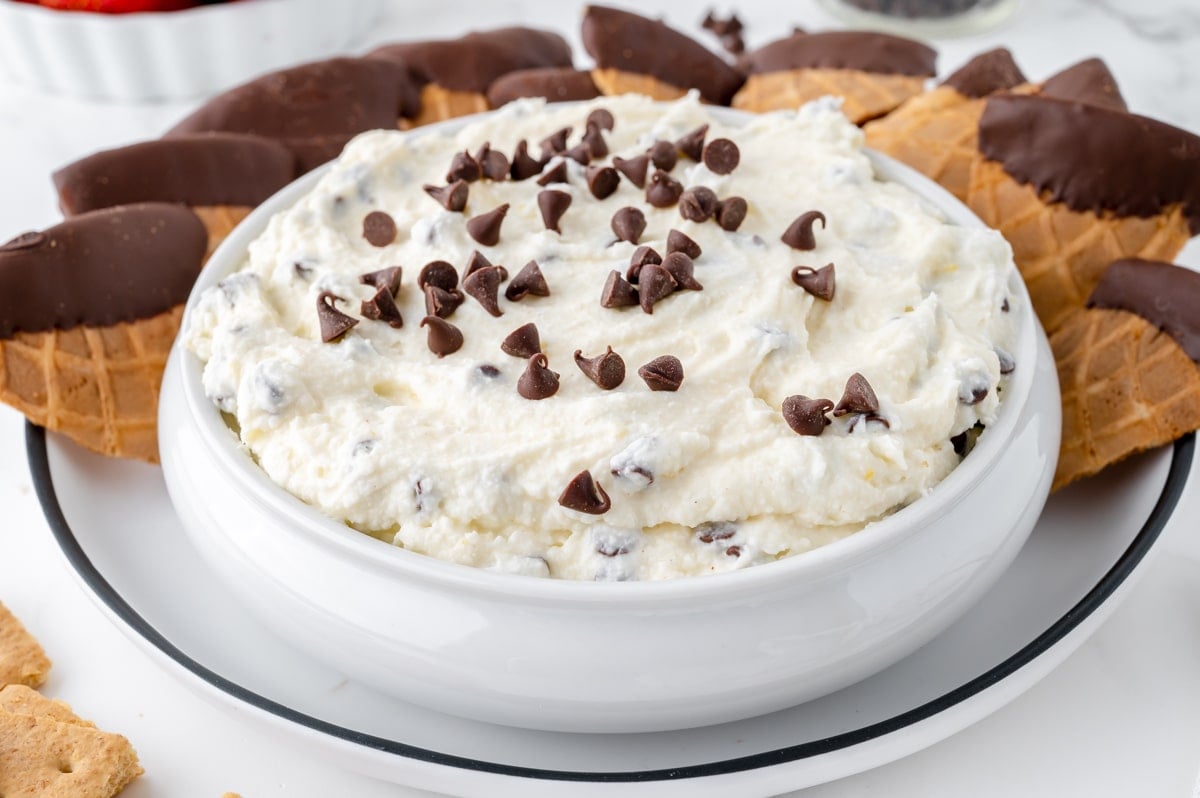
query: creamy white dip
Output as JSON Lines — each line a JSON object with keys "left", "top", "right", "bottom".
{"left": 186, "top": 94, "right": 1019, "bottom": 580}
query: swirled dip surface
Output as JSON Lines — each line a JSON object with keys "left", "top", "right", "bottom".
{"left": 186, "top": 95, "right": 1018, "bottom": 581}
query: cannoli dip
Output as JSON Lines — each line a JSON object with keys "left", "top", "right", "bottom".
{"left": 185, "top": 94, "right": 1019, "bottom": 581}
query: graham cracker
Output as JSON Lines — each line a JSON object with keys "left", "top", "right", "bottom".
{"left": 0, "top": 684, "right": 143, "bottom": 797}
{"left": 0, "top": 601, "right": 51, "bottom": 689}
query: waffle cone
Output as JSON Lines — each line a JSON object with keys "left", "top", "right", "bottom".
{"left": 192, "top": 204, "right": 250, "bottom": 261}
{"left": 731, "top": 69, "right": 925, "bottom": 124}
{"left": 407, "top": 84, "right": 490, "bottom": 127}
{"left": 864, "top": 86, "right": 985, "bottom": 202}
{"left": 590, "top": 68, "right": 688, "bottom": 101}
{"left": 966, "top": 158, "right": 1191, "bottom": 333}
{"left": 0, "top": 307, "right": 182, "bottom": 463}
{"left": 1051, "top": 307, "right": 1200, "bottom": 490}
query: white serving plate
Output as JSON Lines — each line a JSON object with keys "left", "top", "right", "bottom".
{"left": 27, "top": 424, "right": 1192, "bottom": 796}
{"left": 0, "top": 0, "right": 384, "bottom": 102}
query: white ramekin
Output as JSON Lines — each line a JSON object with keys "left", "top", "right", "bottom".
{"left": 158, "top": 108, "right": 1060, "bottom": 734}
{"left": 0, "top": 0, "right": 383, "bottom": 102}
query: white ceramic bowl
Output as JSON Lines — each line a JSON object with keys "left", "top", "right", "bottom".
{"left": 159, "top": 108, "right": 1060, "bottom": 734}
{"left": 0, "top": 0, "right": 383, "bottom": 102}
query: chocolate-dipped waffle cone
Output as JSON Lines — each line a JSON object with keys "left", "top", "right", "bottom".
{"left": 0, "top": 308, "right": 181, "bottom": 462}
{"left": 406, "top": 83, "right": 491, "bottom": 126}
{"left": 0, "top": 204, "right": 208, "bottom": 462}
{"left": 590, "top": 68, "right": 690, "bottom": 101}
{"left": 192, "top": 204, "right": 252, "bottom": 260}
{"left": 864, "top": 86, "right": 986, "bottom": 201}
{"left": 733, "top": 68, "right": 926, "bottom": 124}
{"left": 864, "top": 49, "right": 1028, "bottom": 201}
{"left": 1051, "top": 307, "right": 1200, "bottom": 490}
{"left": 967, "top": 156, "right": 1191, "bottom": 334}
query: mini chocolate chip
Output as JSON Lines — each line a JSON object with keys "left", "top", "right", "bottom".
{"left": 702, "top": 138, "right": 739, "bottom": 174}
{"left": 725, "top": 545, "right": 742, "bottom": 557}
{"left": 959, "top": 377, "right": 989, "bottom": 405}
{"left": 479, "top": 364, "right": 501, "bottom": 378}
{"left": 464, "top": 250, "right": 500, "bottom": 279}
{"left": 565, "top": 142, "right": 594, "bottom": 164}
{"left": 362, "top": 211, "right": 397, "bottom": 247}
{"left": 539, "top": 127, "right": 572, "bottom": 159}
{"left": 517, "top": 353, "right": 560, "bottom": 399}
{"left": 510, "top": 139, "right": 544, "bottom": 181}
{"left": 613, "top": 154, "right": 649, "bottom": 188}
{"left": 0, "top": 231, "right": 45, "bottom": 251}
{"left": 462, "top": 265, "right": 506, "bottom": 317}
{"left": 638, "top": 355, "right": 684, "bottom": 391}
{"left": 360, "top": 285, "right": 403, "bottom": 328}
{"left": 996, "top": 348, "right": 1016, "bottom": 374}
{"left": 501, "top": 322, "right": 541, "bottom": 358}
{"left": 424, "top": 285, "right": 464, "bottom": 318}
{"left": 847, "top": 412, "right": 891, "bottom": 432}
{"left": 638, "top": 263, "right": 677, "bottom": 313}
{"left": 558, "top": 470, "right": 611, "bottom": 514}
{"left": 666, "top": 229, "right": 702, "bottom": 259}
{"left": 781, "top": 210, "right": 826, "bottom": 250}
{"left": 536, "top": 160, "right": 569, "bottom": 186}
{"left": 359, "top": 266, "right": 402, "bottom": 296}
{"left": 417, "top": 260, "right": 458, "bottom": 291}
{"left": 587, "top": 165, "right": 620, "bottom": 199}
{"left": 582, "top": 122, "right": 609, "bottom": 159}
{"left": 791, "top": 263, "right": 836, "bottom": 301}
{"left": 679, "top": 187, "right": 719, "bottom": 222}
{"left": 662, "top": 251, "right": 702, "bottom": 290}
{"left": 782, "top": 395, "right": 834, "bottom": 436}
{"left": 647, "top": 140, "right": 678, "bottom": 171}
{"left": 627, "top": 245, "right": 662, "bottom": 283}
{"left": 293, "top": 262, "right": 314, "bottom": 280}
{"left": 611, "top": 206, "right": 646, "bottom": 244}
{"left": 420, "top": 315, "right": 463, "bottom": 357}
{"left": 538, "top": 189, "right": 572, "bottom": 232}
{"left": 1001, "top": 297, "right": 1010, "bottom": 312}
{"left": 466, "top": 204, "right": 509, "bottom": 246}
{"left": 574, "top": 346, "right": 626, "bottom": 389}
{"left": 447, "top": 150, "right": 482, "bottom": 183}
{"left": 587, "top": 108, "right": 615, "bottom": 131}
{"left": 696, "top": 521, "right": 736, "bottom": 543}
{"left": 675, "top": 125, "right": 708, "bottom": 161}
{"left": 423, "top": 180, "right": 468, "bottom": 212}
{"left": 505, "top": 260, "right": 550, "bottom": 301}
{"left": 601, "top": 270, "right": 639, "bottom": 308}
{"left": 715, "top": 196, "right": 747, "bottom": 231}
{"left": 952, "top": 423, "right": 984, "bottom": 456}
{"left": 833, "top": 373, "right": 880, "bottom": 416}
{"left": 317, "top": 291, "right": 358, "bottom": 342}
{"left": 702, "top": 10, "right": 743, "bottom": 36}
{"left": 646, "top": 170, "right": 683, "bottom": 207}
{"left": 474, "top": 142, "right": 510, "bottom": 181}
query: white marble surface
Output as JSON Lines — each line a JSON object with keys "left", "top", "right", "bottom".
{"left": 2, "top": 0, "right": 1200, "bottom": 795}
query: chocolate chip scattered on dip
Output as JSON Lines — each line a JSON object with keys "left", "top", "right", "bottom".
{"left": 185, "top": 94, "right": 1019, "bottom": 581}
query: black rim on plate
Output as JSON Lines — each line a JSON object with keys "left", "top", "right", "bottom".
{"left": 26, "top": 423, "right": 1195, "bottom": 783}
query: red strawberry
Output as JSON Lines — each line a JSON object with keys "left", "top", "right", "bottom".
{"left": 38, "top": 0, "right": 198, "bottom": 12}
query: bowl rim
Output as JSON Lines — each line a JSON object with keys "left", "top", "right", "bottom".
{"left": 169, "top": 99, "right": 1046, "bottom": 603}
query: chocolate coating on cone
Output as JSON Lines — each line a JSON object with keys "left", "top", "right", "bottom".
{"left": 1040, "top": 57, "right": 1127, "bottom": 111}
{"left": 0, "top": 203, "right": 206, "bottom": 338}
{"left": 166, "top": 58, "right": 419, "bottom": 170}
{"left": 369, "top": 28, "right": 572, "bottom": 93}
{"left": 1088, "top": 259, "right": 1200, "bottom": 363}
{"left": 942, "top": 47, "right": 1025, "bottom": 98}
{"left": 979, "top": 95, "right": 1200, "bottom": 233}
{"left": 487, "top": 67, "right": 601, "bottom": 107}
{"left": 54, "top": 134, "right": 296, "bottom": 216}
{"left": 741, "top": 30, "right": 936, "bottom": 77}
{"left": 581, "top": 5, "right": 743, "bottom": 105}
